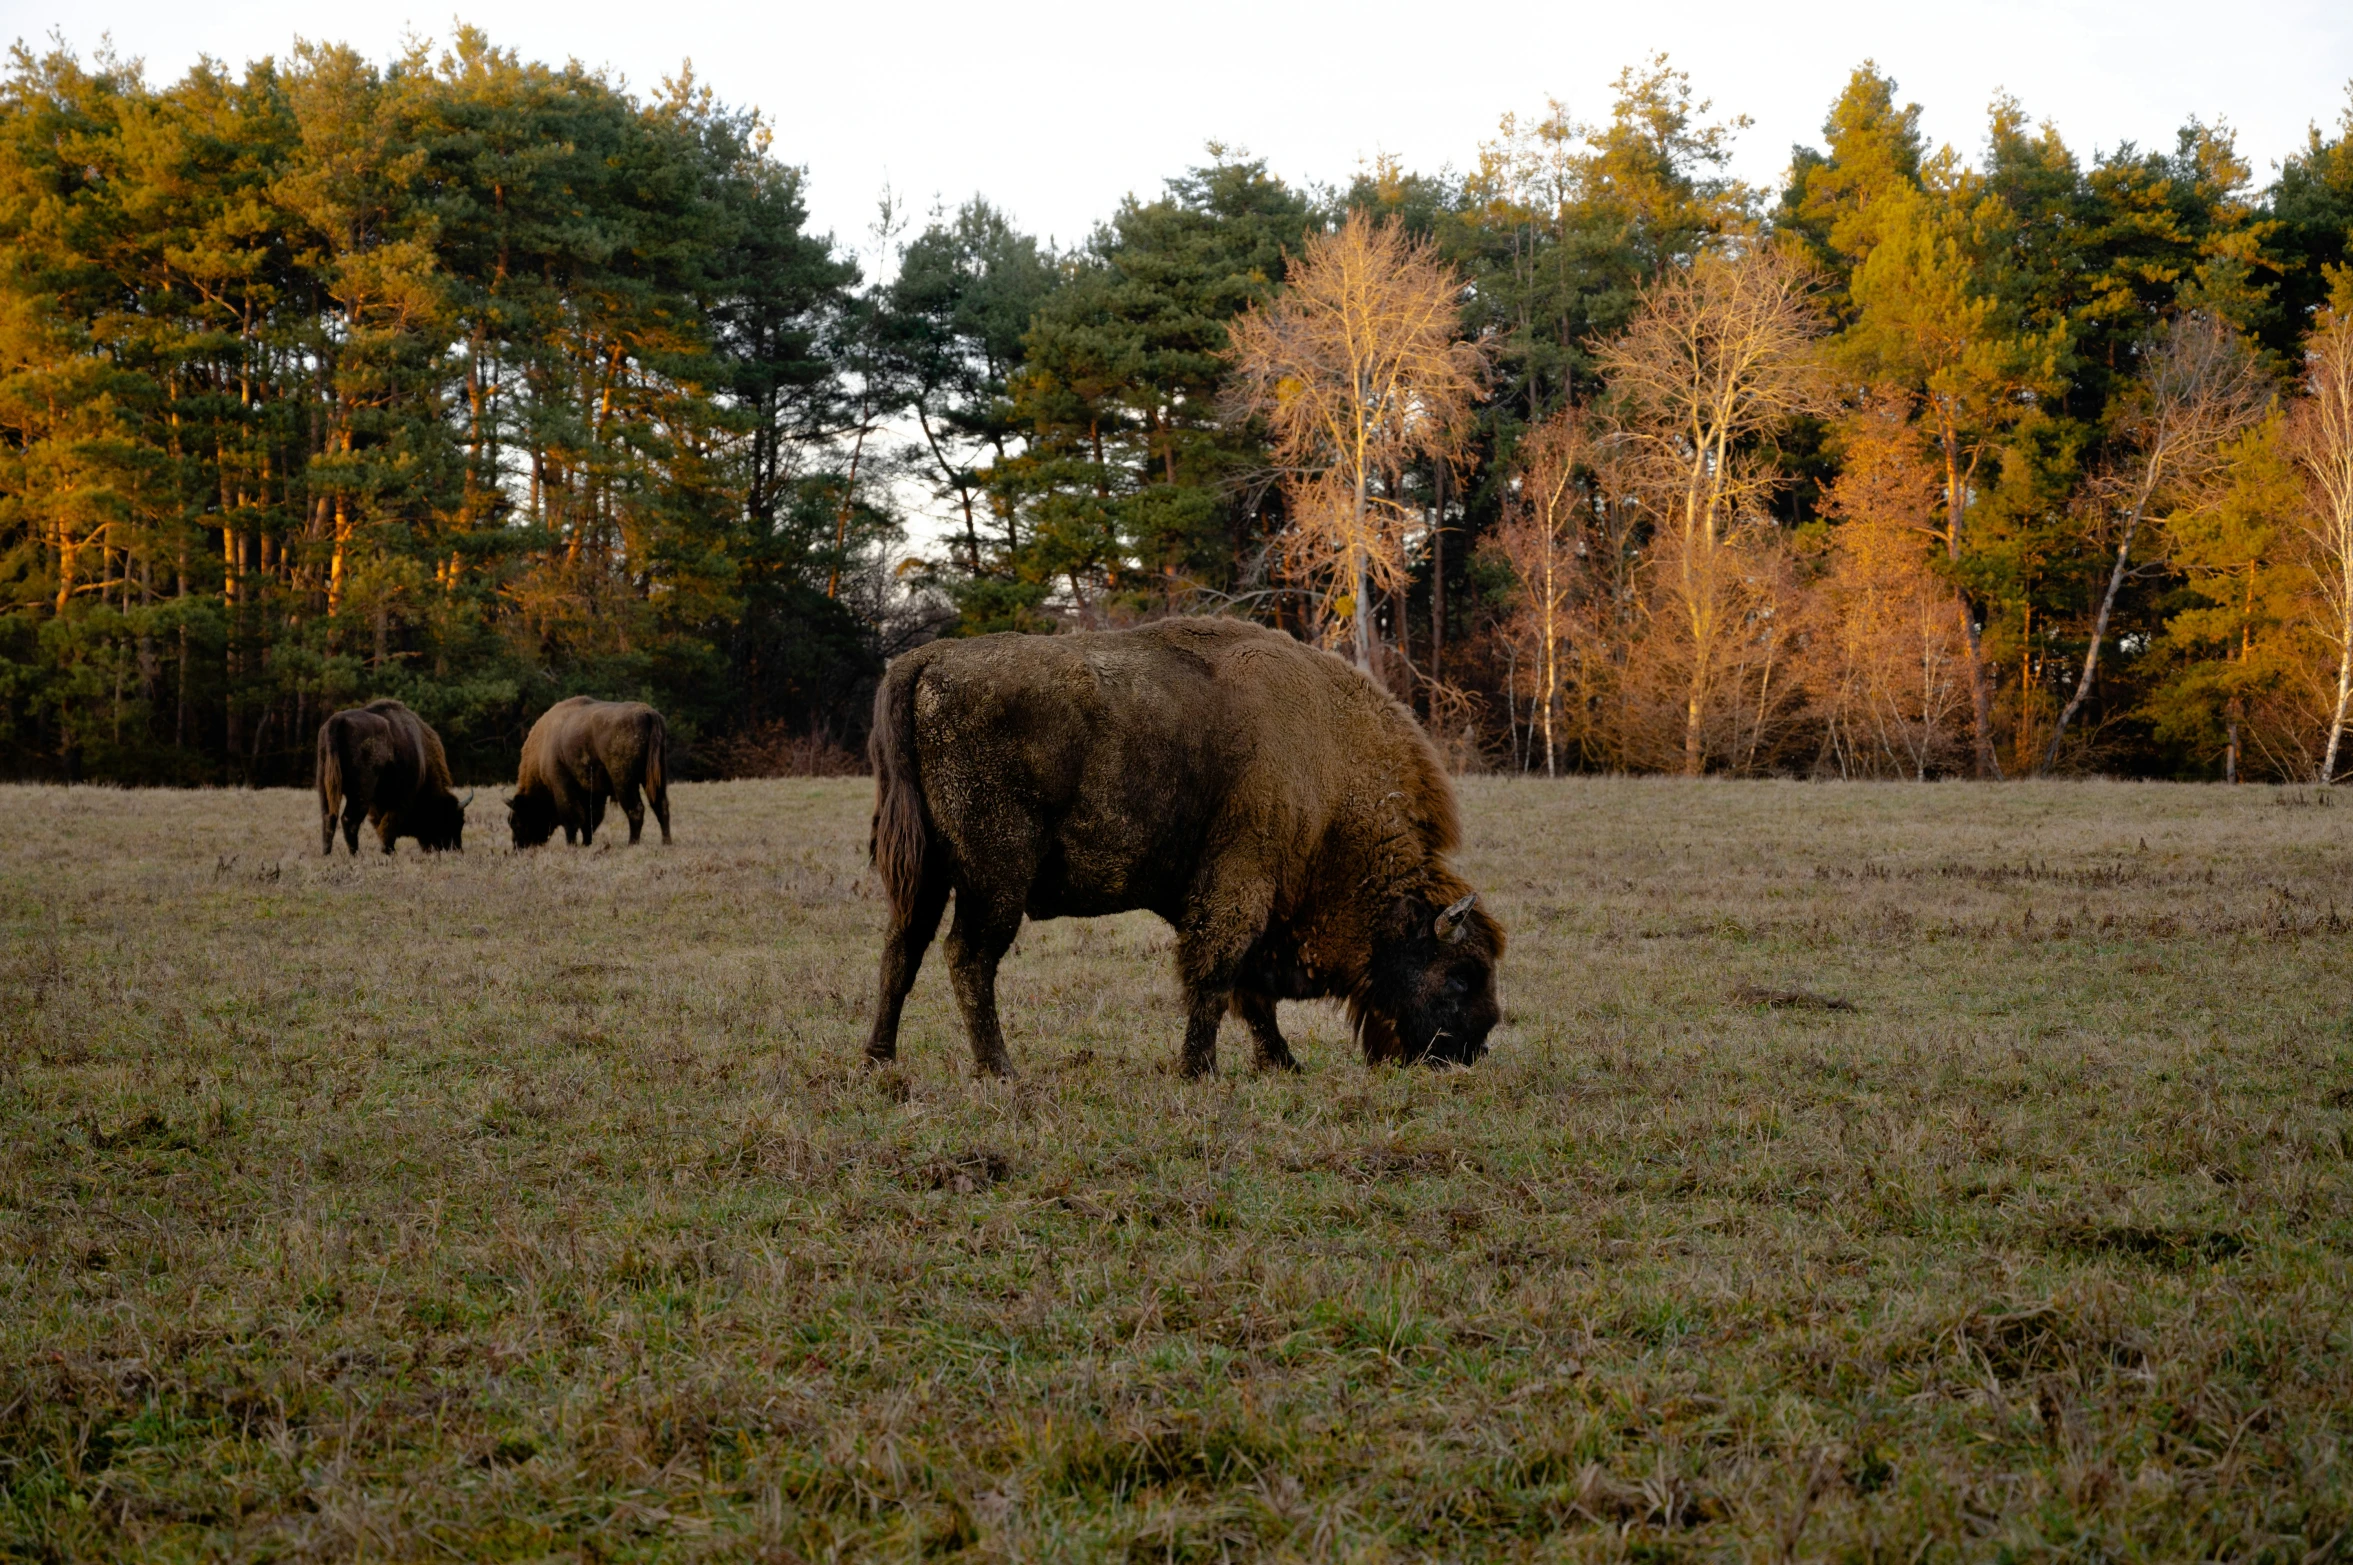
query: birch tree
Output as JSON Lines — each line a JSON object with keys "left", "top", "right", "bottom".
{"left": 1225, "top": 210, "right": 1484, "bottom": 672}
{"left": 2291, "top": 309, "right": 2353, "bottom": 782}
{"left": 1594, "top": 243, "right": 1830, "bottom": 774}
{"left": 2038, "top": 313, "right": 2270, "bottom": 773}
{"left": 1492, "top": 412, "right": 1593, "bottom": 774}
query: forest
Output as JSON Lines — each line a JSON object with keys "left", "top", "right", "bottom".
{"left": 5, "top": 33, "right": 2353, "bottom": 783}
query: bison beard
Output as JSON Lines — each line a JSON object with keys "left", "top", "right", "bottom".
{"left": 315, "top": 700, "right": 469, "bottom": 854}
{"left": 864, "top": 618, "right": 1504, "bottom": 1077}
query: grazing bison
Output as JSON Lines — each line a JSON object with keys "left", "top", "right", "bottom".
{"left": 865, "top": 617, "right": 1504, "bottom": 1078}
{"left": 507, "top": 696, "right": 673, "bottom": 848}
{"left": 316, "top": 700, "right": 471, "bottom": 855}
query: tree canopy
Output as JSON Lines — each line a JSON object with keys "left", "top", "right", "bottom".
{"left": 8, "top": 37, "right": 2353, "bottom": 782}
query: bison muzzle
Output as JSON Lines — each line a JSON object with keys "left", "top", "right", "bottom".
{"left": 864, "top": 617, "right": 1504, "bottom": 1077}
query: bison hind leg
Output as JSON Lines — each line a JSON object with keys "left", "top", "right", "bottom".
{"left": 866, "top": 863, "right": 950, "bottom": 1066}
{"left": 942, "top": 890, "right": 1024, "bottom": 1079}
{"left": 1230, "top": 989, "right": 1301, "bottom": 1073}
{"left": 617, "top": 778, "right": 645, "bottom": 844}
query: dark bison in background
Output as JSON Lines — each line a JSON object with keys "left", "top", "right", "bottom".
{"left": 865, "top": 617, "right": 1505, "bottom": 1078}
{"left": 316, "top": 700, "right": 471, "bottom": 855}
{"left": 508, "top": 696, "right": 672, "bottom": 848}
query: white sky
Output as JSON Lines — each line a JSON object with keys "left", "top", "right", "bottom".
{"left": 12, "top": 0, "right": 2353, "bottom": 266}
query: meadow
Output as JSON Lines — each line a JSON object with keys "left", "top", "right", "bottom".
{"left": 2, "top": 776, "right": 2350, "bottom": 1562}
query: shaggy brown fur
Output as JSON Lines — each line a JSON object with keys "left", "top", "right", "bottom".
{"left": 507, "top": 697, "right": 672, "bottom": 848}
{"left": 316, "top": 700, "right": 470, "bottom": 855}
{"left": 865, "top": 617, "right": 1504, "bottom": 1077}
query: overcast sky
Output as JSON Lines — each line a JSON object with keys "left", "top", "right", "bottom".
{"left": 13, "top": 0, "right": 2353, "bottom": 262}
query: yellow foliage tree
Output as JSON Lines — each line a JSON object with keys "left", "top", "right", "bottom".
{"left": 1594, "top": 243, "right": 1831, "bottom": 774}
{"left": 1225, "top": 211, "right": 1485, "bottom": 672}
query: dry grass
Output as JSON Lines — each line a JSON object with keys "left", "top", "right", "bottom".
{"left": 2, "top": 777, "right": 2351, "bottom": 1562}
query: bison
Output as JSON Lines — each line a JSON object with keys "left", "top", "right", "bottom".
{"left": 864, "top": 617, "right": 1504, "bottom": 1078}
{"left": 507, "top": 696, "right": 673, "bottom": 848}
{"left": 316, "top": 700, "right": 471, "bottom": 855}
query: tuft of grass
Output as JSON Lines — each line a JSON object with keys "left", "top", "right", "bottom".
{"left": 1, "top": 776, "right": 2350, "bottom": 1559}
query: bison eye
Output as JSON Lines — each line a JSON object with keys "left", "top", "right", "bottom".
{"left": 1442, "top": 974, "right": 1470, "bottom": 999}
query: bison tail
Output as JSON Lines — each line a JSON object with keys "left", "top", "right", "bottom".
{"left": 868, "top": 657, "right": 930, "bottom": 921}
{"left": 644, "top": 710, "right": 672, "bottom": 843}
{"left": 317, "top": 718, "right": 343, "bottom": 855}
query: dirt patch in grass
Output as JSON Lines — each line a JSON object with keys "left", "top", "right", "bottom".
{"left": 1729, "top": 982, "right": 1858, "bottom": 1012}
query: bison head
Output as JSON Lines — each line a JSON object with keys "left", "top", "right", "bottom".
{"left": 1357, "top": 890, "right": 1505, "bottom": 1066}
{"left": 415, "top": 788, "right": 470, "bottom": 852}
{"left": 507, "top": 790, "right": 558, "bottom": 848}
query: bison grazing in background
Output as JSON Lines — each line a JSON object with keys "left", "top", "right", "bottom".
{"left": 865, "top": 617, "right": 1505, "bottom": 1078}
{"left": 316, "top": 700, "right": 471, "bottom": 855}
{"left": 508, "top": 696, "right": 673, "bottom": 848}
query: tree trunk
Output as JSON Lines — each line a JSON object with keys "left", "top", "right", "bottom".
{"left": 1351, "top": 466, "right": 1374, "bottom": 674}
{"left": 1353, "top": 552, "right": 1373, "bottom": 676}
{"left": 1933, "top": 422, "right": 2004, "bottom": 778}
{"left": 1542, "top": 548, "right": 1557, "bottom": 778}
{"left": 1431, "top": 464, "right": 1447, "bottom": 682}
{"left": 54, "top": 520, "right": 78, "bottom": 615}
{"left": 328, "top": 492, "right": 351, "bottom": 619}
{"left": 2041, "top": 489, "right": 2151, "bottom": 774}
{"left": 2324, "top": 606, "right": 2353, "bottom": 785}
{"left": 1957, "top": 595, "right": 2002, "bottom": 779}
{"left": 831, "top": 410, "right": 874, "bottom": 598}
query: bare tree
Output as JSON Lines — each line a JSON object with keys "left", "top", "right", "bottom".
{"left": 1595, "top": 244, "right": 1832, "bottom": 774}
{"left": 2290, "top": 311, "right": 2353, "bottom": 782}
{"left": 2038, "top": 314, "right": 2271, "bottom": 773}
{"left": 1226, "top": 211, "right": 1486, "bottom": 672}
{"left": 1491, "top": 412, "right": 1594, "bottom": 775}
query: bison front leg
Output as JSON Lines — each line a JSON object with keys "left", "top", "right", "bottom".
{"left": 1174, "top": 879, "right": 1274, "bottom": 1079}
{"left": 1230, "top": 988, "right": 1301, "bottom": 1073}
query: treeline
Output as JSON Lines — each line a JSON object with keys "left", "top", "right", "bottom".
{"left": 5, "top": 41, "right": 2353, "bottom": 781}
{"left": 0, "top": 32, "right": 887, "bottom": 783}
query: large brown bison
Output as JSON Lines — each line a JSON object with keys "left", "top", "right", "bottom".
{"left": 865, "top": 617, "right": 1504, "bottom": 1077}
{"left": 316, "top": 700, "right": 471, "bottom": 855}
{"left": 507, "top": 696, "right": 673, "bottom": 847}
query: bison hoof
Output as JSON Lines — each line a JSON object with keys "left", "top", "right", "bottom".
{"left": 1257, "top": 1051, "right": 1302, "bottom": 1074}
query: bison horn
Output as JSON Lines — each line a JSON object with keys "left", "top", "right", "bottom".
{"left": 461, "top": 789, "right": 477, "bottom": 810}
{"left": 1435, "top": 892, "right": 1478, "bottom": 944}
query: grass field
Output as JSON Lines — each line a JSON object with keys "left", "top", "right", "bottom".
{"left": 3, "top": 776, "right": 2352, "bottom": 1562}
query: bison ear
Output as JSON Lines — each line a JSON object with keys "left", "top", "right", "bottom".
{"left": 1434, "top": 893, "right": 1478, "bottom": 945}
